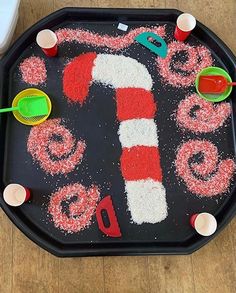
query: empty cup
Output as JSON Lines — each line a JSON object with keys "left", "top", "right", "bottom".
{"left": 3, "top": 183, "right": 31, "bottom": 207}
{"left": 174, "top": 13, "right": 196, "bottom": 41}
{"left": 190, "top": 212, "right": 217, "bottom": 236}
{"left": 36, "top": 29, "right": 58, "bottom": 57}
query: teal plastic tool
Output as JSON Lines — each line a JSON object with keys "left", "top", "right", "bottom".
{"left": 135, "top": 32, "right": 167, "bottom": 58}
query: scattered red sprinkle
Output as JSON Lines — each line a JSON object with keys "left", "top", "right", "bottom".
{"left": 63, "top": 52, "right": 97, "bottom": 104}
{"left": 56, "top": 26, "right": 166, "bottom": 51}
{"left": 156, "top": 42, "right": 213, "bottom": 87}
{"left": 27, "top": 119, "right": 86, "bottom": 175}
{"left": 175, "top": 140, "right": 235, "bottom": 197}
{"left": 48, "top": 183, "right": 100, "bottom": 233}
{"left": 20, "top": 56, "right": 47, "bottom": 85}
{"left": 176, "top": 94, "right": 231, "bottom": 133}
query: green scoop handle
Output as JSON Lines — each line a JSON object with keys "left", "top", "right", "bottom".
{"left": 0, "top": 106, "right": 19, "bottom": 113}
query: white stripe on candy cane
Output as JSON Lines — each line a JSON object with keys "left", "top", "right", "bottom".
{"left": 125, "top": 180, "right": 167, "bottom": 224}
{"left": 92, "top": 54, "right": 153, "bottom": 90}
{"left": 118, "top": 119, "right": 159, "bottom": 148}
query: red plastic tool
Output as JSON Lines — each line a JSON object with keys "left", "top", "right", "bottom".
{"left": 199, "top": 75, "right": 236, "bottom": 94}
{"left": 96, "top": 195, "right": 121, "bottom": 237}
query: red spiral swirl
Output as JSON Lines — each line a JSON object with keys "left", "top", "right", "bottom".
{"left": 27, "top": 119, "right": 86, "bottom": 175}
{"left": 156, "top": 42, "right": 213, "bottom": 87}
{"left": 48, "top": 183, "right": 100, "bottom": 233}
{"left": 175, "top": 140, "right": 235, "bottom": 197}
{"left": 176, "top": 94, "right": 231, "bottom": 133}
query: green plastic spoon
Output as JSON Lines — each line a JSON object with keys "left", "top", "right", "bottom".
{"left": 0, "top": 95, "right": 49, "bottom": 117}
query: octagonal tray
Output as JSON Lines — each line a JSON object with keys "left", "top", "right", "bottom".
{"left": 0, "top": 8, "right": 236, "bottom": 257}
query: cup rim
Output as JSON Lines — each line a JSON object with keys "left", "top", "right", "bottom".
{"left": 3, "top": 183, "right": 26, "bottom": 206}
{"left": 177, "top": 13, "right": 196, "bottom": 32}
{"left": 36, "top": 29, "right": 57, "bottom": 49}
{"left": 194, "top": 212, "right": 217, "bottom": 236}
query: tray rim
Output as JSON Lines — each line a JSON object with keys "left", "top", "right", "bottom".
{"left": 0, "top": 7, "right": 236, "bottom": 257}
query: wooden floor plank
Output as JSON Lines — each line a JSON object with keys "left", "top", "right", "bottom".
{"left": 59, "top": 257, "right": 104, "bottom": 293}
{"left": 12, "top": 228, "right": 59, "bottom": 293}
{"left": 103, "top": 256, "right": 150, "bottom": 293}
{"left": 0, "top": 210, "right": 13, "bottom": 293}
{"left": 191, "top": 224, "right": 236, "bottom": 293}
{"left": 148, "top": 255, "right": 195, "bottom": 293}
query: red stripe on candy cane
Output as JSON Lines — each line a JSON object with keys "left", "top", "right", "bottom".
{"left": 63, "top": 52, "right": 97, "bottom": 104}
{"left": 121, "top": 146, "right": 162, "bottom": 181}
{"left": 63, "top": 53, "right": 168, "bottom": 224}
{"left": 116, "top": 88, "right": 156, "bottom": 121}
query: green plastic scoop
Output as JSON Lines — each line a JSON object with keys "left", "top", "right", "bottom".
{"left": 0, "top": 95, "right": 49, "bottom": 117}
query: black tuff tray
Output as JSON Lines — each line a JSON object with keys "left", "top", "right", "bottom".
{"left": 0, "top": 8, "right": 236, "bottom": 257}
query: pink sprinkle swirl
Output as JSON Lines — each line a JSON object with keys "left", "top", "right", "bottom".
{"left": 175, "top": 140, "right": 235, "bottom": 197}
{"left": 27, "top": 119, "right": 86, "bottom": 175}
{"left": 156, "top": 42, "right": 213, "bottom": 87}
{"left": 176, "top": 94, "right": 231, "bottom": 133}
{"left": 48, "top": 183, "right": 100, "bottom": 233}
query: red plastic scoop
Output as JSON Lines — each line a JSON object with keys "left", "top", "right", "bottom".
{"left": 96, "top": 195, "right": 121, "bottom": 237}
{"left": 199, "top": 75, "right": 236, "bottom": 94}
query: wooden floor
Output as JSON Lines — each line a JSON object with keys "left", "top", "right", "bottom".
{"left": 1, "top": 0, "right": 236, "bottom": 292}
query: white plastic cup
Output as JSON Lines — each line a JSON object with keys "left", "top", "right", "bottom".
{"left": 3, "top": 183, "right": 31, "bottom": 207}
{"left": 36, "top": 29, "right": 58, "bottom": 57}
{"left": 174, "top": 13, "right": 196, "bottom": 41}
{"left": 190, "top": 212, "right": 217, "bottom": 236}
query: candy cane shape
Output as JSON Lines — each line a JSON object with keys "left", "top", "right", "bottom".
{"left": 63, "top": 53, "right": 168, "bottom": 224}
